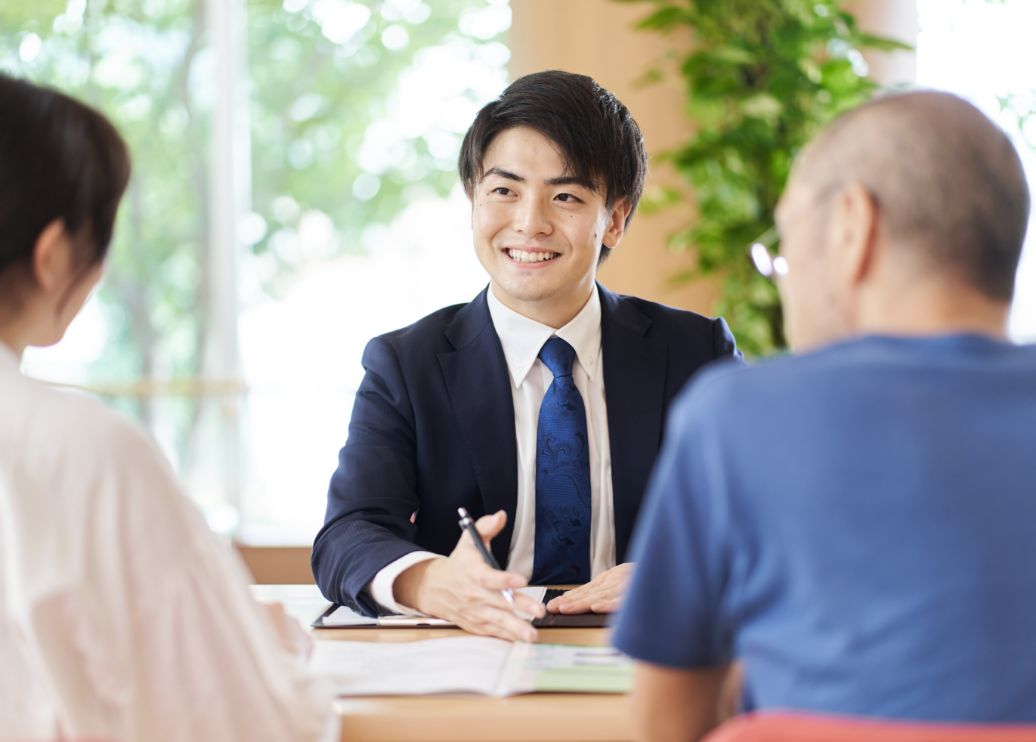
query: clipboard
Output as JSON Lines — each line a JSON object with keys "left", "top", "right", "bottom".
{"left": 312, "top": 588, "right": 611, "bottom": 628}
{"left": 311, "top": 603, "right": 452, "bottom": 628}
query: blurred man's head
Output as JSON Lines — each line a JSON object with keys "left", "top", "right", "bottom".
{"left": 777, "top": 90, "right": 1030, "bottom": 350}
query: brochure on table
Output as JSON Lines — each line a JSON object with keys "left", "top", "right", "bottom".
{"left": 310, "top": 636, "right": 632, "bottom": 697}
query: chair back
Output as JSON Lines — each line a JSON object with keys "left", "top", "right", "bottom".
{"left": 704, "top": 713, "right": 1036, "bottom": 742}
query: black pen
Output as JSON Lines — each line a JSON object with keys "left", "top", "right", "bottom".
{"left": 457, "top": 507, "right": 516, "bottom": 606}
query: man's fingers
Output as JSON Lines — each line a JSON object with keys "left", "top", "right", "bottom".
{"left": 451, "top": 511, "right": 504, "bottom": 549}
{"left": 550, "top": 587, "right": 622, "bottom": 614}
{"left": 546, "top": 564, "right": 632, "bottom": 613}
{"left": 474, "top": 563, "right": 528, "bottom": 592}
{"left": 494, "top": 589, "right": 545, "bottom": 619}
{"left": 467, "top": 606, "right": 538, "bottom": 643}
{"left": 554, "top": 595, "right": 595, "bottom": 614}
{"left": 469, "top": 581, "right": 543, "bottom": 618}
{"left": 589, "top": 597, "right": 620, "bottom": 613}
{"left": 479, "top": 587, "right": 524, "bottom": 613}
{"left": 514, "top": 593, "right": 547, "bottom": 618}
{"left": 474, "top": 510, "right": 507, "bottom": 539}
{"left": 547, "top": 583, "right": 596, "bottom": 613}
{"left": 453, "top": 511, "right": 508, "bottom": 560}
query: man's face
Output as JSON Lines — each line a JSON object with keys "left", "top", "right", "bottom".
{"left": 470, "top": 126, "right": 627, "bottom": 328}
{"left": 776, "top": 167, "right": 848, "bottom": 351}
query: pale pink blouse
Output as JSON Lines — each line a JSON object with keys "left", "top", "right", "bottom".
{"left": 0, "top": 344, "right": 337, "bottom": 742}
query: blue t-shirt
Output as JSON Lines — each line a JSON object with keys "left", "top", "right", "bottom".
{"left": 613, "top": 334, "right": 1036, "bottom": 722}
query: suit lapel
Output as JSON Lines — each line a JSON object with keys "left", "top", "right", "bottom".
{"left": 599, "top": 285, "right": 668, "bottom": 563}
{"left": 437, "top": 289, "right": 518, "bottom": 566}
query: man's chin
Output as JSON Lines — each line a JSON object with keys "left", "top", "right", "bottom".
{"left": 492, "top": 277, "right": 557, "bottom": 304}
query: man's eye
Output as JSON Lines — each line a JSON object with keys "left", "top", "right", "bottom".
{"left": 556, "top": 193, "right": 582, "bottom": 203}
{"left": 490, "top": 187, "right": 512, "bottom": 196}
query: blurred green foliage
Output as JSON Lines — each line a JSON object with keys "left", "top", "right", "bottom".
{"left": 1, "top": 0, "right": 502, "bottom": 377}
{"left": 0, "top": 0, "right": 503, "bottom": 441}
{"left": 622, "top": 0, "right": 909, "bottom": 355}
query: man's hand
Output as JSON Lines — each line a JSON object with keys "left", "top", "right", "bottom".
{"left": 545, "top": 562, "right": 633, "bottom": 614}
{"left": 393, "top": 510, "right": 545, "bottom": 641}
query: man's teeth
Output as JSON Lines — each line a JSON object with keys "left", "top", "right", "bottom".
{"left": 507, "top": 249, "right": 558, "bottom": 263}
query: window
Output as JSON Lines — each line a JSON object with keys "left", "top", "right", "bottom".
{"left": 3, "top": 0, "right": 509, "bottom": 542}
{"left": 916, "top": 0, "right": 1036, "bottom": 342}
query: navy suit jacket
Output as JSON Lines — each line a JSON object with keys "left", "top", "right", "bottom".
{"left": 312, "top": 284, "right": 740, "bottom": 614}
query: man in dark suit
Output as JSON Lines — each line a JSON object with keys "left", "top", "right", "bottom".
{"left": 313, "top": 70, "right": 741, "bottom": 641}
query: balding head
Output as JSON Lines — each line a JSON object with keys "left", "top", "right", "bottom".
{"left": 794, "top": 90, "right": 1029, "bottom": 301}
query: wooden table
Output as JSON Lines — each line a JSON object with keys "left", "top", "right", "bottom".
{"left": 253, "top": 585, "right": 634, "bottom": 742}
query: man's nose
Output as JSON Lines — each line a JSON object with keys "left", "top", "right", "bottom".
{"left": 513, "top": 197, "right": 552, "bottom": 236}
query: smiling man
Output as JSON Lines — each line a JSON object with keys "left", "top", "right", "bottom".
{"left": 312, "top": 70, "right": 741, "bottom": 641}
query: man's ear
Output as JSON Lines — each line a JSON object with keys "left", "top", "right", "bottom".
{"left": 830, "top": 183, "right": 878, "bottom": 290}
{"left": 603, "top": 197, "right": 633, "bottom": 249}
{"left": 33, "top": 219, "right": 74, "bottom": 293}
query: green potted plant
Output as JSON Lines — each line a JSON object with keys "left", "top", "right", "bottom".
{"left": 623, "top": 0, "right": 910, "bottom": 355}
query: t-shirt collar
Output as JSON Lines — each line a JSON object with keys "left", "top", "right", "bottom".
{"left": 486, "top": 285, "right": 602, "bottom": 388}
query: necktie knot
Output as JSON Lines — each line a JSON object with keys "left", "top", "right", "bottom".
{"left": 539, "top": 336, "right": 576, "bottom": 379}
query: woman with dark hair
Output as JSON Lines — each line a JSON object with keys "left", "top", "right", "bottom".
{"left": 0, "top": 74, "right": 336, "bottom": 741}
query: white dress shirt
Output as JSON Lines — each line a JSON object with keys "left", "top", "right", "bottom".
{"left": 369, "top": 286, "right": 616, "bottom": 613}
{"left": 0, "top": 343, "right": 337, "bottom": 742}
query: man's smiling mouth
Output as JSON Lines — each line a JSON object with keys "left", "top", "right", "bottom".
{"left": 506, "top": 248, "right": 560, "bottom": 263}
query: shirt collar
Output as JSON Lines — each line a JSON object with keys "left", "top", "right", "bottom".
{"left": 486, "top": 285, "right": 602, "bottom": 388}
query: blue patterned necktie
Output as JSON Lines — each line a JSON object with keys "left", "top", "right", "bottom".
{"left": 532, "top": 336, "right": 591, "bottom": 585}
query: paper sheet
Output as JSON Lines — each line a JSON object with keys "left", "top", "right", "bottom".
{"left": 310, "top": 637, "right": 632, "bottom": 697}
{"left": 510, "top": 644, "right": 633, "bottom": 694}
{"left": 311, "top": 637, "right": 512, "bottom": 695}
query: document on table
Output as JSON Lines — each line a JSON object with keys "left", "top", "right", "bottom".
{"left": 310, "top": 636, "right": 631, "bottom": 697}
{"left": 313, "top": 586, "right": 547, "bottom": 628}
{"left": 314, "top": 606, "right": 452, "bottom": 628}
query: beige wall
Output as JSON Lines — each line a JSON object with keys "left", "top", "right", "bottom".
{"left": 508, "top": 0, "right": 920, "bottom": 315}
{"left": 846, "top": 0, "right": 918, "bottom": 85}
{"left": 509, "top": 0, "right": 720, "bottom": 314}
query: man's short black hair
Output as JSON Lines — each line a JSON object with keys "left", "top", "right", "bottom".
{"left": 458, "top": 70, "right": 647, "bottom": 261}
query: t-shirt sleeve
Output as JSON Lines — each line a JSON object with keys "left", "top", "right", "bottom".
{"left": 612, "top": 382, "right": 736, "bottom": 669}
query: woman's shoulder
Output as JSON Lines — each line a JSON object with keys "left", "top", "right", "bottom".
{"left": 25, "top": 375, "right": 151, "bottom": 451}
{"left": 5, "top": 373, "right": 179, "bottom": 511}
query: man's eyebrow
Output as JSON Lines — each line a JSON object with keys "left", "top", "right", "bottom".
{"left": 482, "top": 167, "right": 524, "bottom": 182}
{"left": 545, "top": 175, "right": 598, "bottom": 191}
{"left": 481, "top": 168, "right": 598, "bottom": 192}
